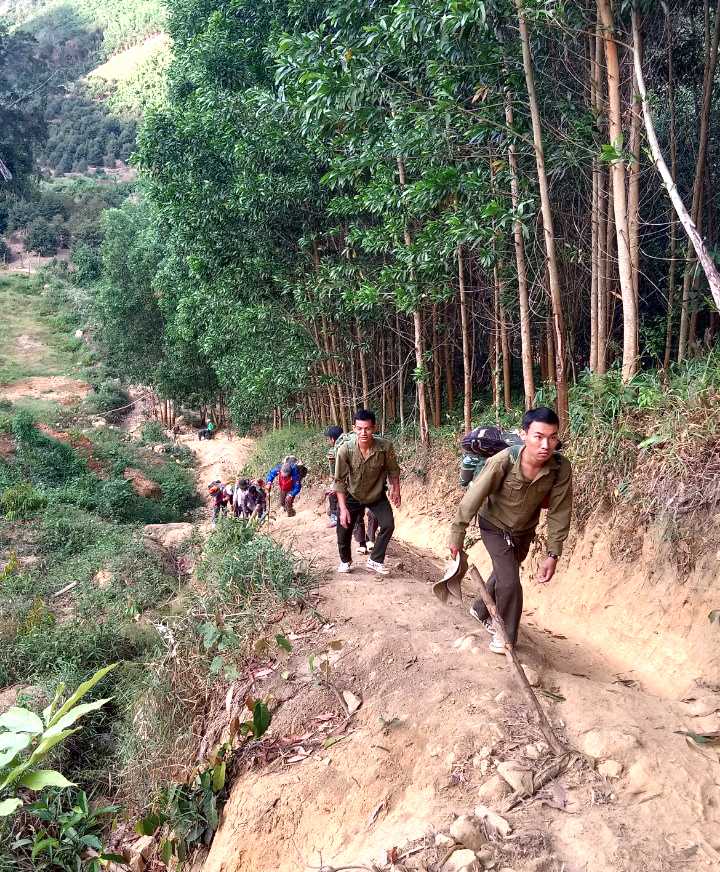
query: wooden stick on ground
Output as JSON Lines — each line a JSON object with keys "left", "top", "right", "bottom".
{"left": 468, "top": 564, "right": 567, "bottom": 756}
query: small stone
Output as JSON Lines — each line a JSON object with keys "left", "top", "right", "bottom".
{"left": 525, "top": 744, "right": 540, "bottom": 759}
{"left": 128, "top": 856, "right": 145, "bottom": 872}
{"left": 435, "top": 834, "right": 455, "bottom": 847}
{"left": 460, "top": 636, "right": 476, "bottom": 651}
{"left": 446, "top": 751, "right": 457, "bottom": 765}
{"left": 535, "top": 741, "right": 549, "bottom": 754}
{"left": 74, "top": 329, "right": 84, "bottom": 338}
{"left": 477, "top": 774, "right": 509, "bottom": 804}
{"left": 496, "top": 761, "right": 533, "bottom": 795}
{"left": 475, "top": 805, "right": 512, "bottom": 838}
{"left": 342, "top": 690, "right": 362, "bottom": 714}
{"left": 578, "top": 730, "right": 640, "bottom": 761}
{"left": 479, "top": 759, "right": 490, "bottom": 776}
{"left": 449, "top": 815, "right": 486, "bottom": 852}
{"left": 494, "top": 691, "right": 511, "bottom": 703}
{"left": 133, "top": 836, "right": 155, "bottom": 860}
{"left": 476, "top": 848, "right": 495, "bottom": 870}
{"left": 598, "top": 760, "right": 623, "bottom": 778}
{"left": 521, "top": 664, "right": 541, "bottom": 687}
{"left": 471, "top": 647, "right": 480, "bottom": 654}
{"left": 442, "top": 847, "right": 480, "bottom": 872}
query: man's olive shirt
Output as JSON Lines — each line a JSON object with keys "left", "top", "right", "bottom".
{"left": 334, "top": 436, "right": 401, "bottom": 504}
{"left": 450, "top": 446, "right": 573, "bottom": 556}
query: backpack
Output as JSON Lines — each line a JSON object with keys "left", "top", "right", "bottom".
{"left": 296, "top": 463, "right": 308, "bottom": 480}
{"left": 458, "top": 427, "right": 523, "bottom": 487}
{"left": 278, "top": 473, "right": 294, "bottom": 492}
{"left": 208, "top": 479, "right": 223, "bottom": 494}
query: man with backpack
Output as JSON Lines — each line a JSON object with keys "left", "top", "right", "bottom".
{"left": 448, "top": 407, "right": 572, "bottom": 654}
{"left": 334, "top": 409, "right": 401, "bottom": 575}
{"left": 266, "top": 460, "right": 302, "bottom": 517}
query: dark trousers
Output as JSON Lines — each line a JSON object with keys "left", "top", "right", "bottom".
{"left": 353, "top": 509, "right": 378, "bottom": 544}
{"left": 328, "top": 491, "right": 339, "bottom": 517}
{"left": 471, "top": 517, "right": 535, "bottom": 645}
{"left": 337, "top": 494, "right": 394, "bottom": 563}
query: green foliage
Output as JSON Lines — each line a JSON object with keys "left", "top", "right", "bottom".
{"left": 1, "top": 483, "right": 46, "bottom": 520}
{"left": 241, "top": 424, "right": 326, "bottom": 481}
{"left": 137, "top": 699, "right": 270, "bottom": 864}
{"left": 139, "top": 421, "right": 167, "bottom": 444}
{"left": 6, "top": 788, "right": 124, "bottom": 872}
{"left": 0, "top": 665, "right": 116, "bottom": 817}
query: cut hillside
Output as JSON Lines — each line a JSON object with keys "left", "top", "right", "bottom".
{"left": 89, "top": 33, "right": 170, "bottom": 82}
{"left": 188, "top": 481, "right": 720, "bottom": 872}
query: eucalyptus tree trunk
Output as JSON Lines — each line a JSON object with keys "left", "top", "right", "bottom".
{"left": 597, "top": 0, "right": 639, "bottom": 382}
{"left": 516, "top": 0, "right": 569, "bottom": 429}
{"left": 678, "top": 0, "right": 720, "bottom": 360}
{"left": 397, "top": 154, "right": 429, "bottom": 444}
{"left": 458, "top": 243, "right": 472, "bottom": 431}
{"left": 443, "top": 303, "right": 455, "bottom": 413}
{"left": 663, "top": 23, "right": 678, "bottom": 371}
{"left": 432, "top": 304, "right": 442, "bottom": 426}
{"left": 504, "top": 90, "right": 534, "bottom": 407}
{"left": 589, "top": 26, "right": 602, "bottom": 373}
{"left": 356, "top": 318, "right": 369, "bottom": 407}
{"left": 632, "top": 9, "right": 720, "bottom": 321}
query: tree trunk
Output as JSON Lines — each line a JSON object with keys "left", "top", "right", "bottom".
{"left": 432, "top": 303, "right": 442, "bottom": 426}
{"left": 397, "top": 154, "right": 430, "bottom": 445}
{"left": 516, "top": 0, "right": 569, "bottom": 429}
{"left": 589, "top": 27, "right": 601, "bottom": 373}
{"left": 397, "top": 312, "right": 406, "bottom": 430}
{"left": 597, "top": 162, "right": 608, "bottom": 375}
{"left": 663, "top": 20, "right": 678, "bottom": 370}
{"left": 505, "top": 90, "right": 534, "bottom": 407}
{"left": 678, "top": 0, "right": 720, "bottom": 360}
{"left": 598, "top": 0, "right": 639, "bottom": 382}
{"left": 443, "top": 302, "right": 455, "bottom": 413}
{"left": 632, "top": 9, "right": 720, "bottom": 320}
{"left": 357, "top": 318, "right": 369, "bottom": 407}
{"left": 458, "top": 244, "right": 472, "bottom": 431}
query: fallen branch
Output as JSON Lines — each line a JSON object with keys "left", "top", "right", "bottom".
{"left": 51, "top": 580, "right": 78, "bottom": 599}
{"left": 468, "top": 565, "right": 567, "bottom": 756}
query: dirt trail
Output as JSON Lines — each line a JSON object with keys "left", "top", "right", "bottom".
{"left": 196, "top": 480, "right": 720, "bottom": 872}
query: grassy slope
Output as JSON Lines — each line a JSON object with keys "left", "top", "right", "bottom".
{"left": 89, "top": 33, "right": 170, "bottom": 82}
{"left": 0, "top": 274, "right": 90, "bottom": 384}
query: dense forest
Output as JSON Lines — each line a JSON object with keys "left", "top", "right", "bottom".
{"left": 83, "top": 0, "right": 720, "bottom": 438}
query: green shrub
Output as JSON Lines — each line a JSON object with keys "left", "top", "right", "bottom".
{"left": 0, "top": 482, "right": 46, "bottom": 520}
{"left": 139, "top": 421, "right": 168, "bottom": 444}
{"left": 242, "top": 424, "right": 326, "bottom": 481}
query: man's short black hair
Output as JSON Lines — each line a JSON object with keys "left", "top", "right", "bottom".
{"left": 354, "top": 408, "right": 376, "bottom": 426}
{"left": 522, "top": 406, "right": 560, "bottom": 431}
{"left": 324, "top": 425, "right": 343, "bottom": 441}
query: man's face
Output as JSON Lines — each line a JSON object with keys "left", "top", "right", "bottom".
{"left": 353, "top": 418, "right": 376, "bottom": 446}
{"left": 521, "top": 421, "right": 559, "bottom": 463}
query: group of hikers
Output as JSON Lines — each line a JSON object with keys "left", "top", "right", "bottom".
{"left": 207, "top": 404, "right": 571, "bottom": 655}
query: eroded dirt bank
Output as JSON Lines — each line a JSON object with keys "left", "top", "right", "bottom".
{"left": 392, "top": 460, "right": 720, "bottom": 699}
{"left": 194, "top": 479, "right": 720, "bottom": 872}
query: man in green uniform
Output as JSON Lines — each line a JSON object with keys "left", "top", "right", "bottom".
{"left": 334, "top": 409, "right": 401, "bottom": 576}
{"left": 448, "top": 407, "right": 572, "bottom": 654}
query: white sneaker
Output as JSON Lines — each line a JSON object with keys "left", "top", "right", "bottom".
{"left": 366, "top": 558, "right": 390, "bottom": 575}
{"left": 366, "top": 540, "right": 375, "bottom": 548}
{"left": 489, "top": 634, "right": 505, "bottom": 654}
{"left": 470, "top": 607, "right": 495, "bottom": 635}
{"left": 337, "top": 561, "right": 352, "bottom": 573}
{"left": 356, "top": 544, "right": 368, "bottom": 554}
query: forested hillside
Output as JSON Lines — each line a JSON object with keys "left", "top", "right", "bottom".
{"left": 85, "top": 0, "right": 719, "bottom": 442}
{"left": 0, "top": 0, "right": 167, "bottom": 264}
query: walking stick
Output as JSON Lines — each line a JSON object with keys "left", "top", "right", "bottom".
{"left": 468, "top": 564, "right": 567, "bottom": 757}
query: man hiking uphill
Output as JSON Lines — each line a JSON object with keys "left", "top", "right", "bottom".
{"left": 334, "top": 409, "right": 401, "bottom": 576}
{"left": 266, "top": 460, "right": 302, "bottom": 517}
{"left": 448, "top": 407, "right": 572, "bottom": 654}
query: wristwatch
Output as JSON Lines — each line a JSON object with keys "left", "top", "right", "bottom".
{"left": 548, "top": 551, "right": 559, "bottom": 560}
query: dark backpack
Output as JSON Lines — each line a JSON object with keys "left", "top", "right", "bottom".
{"left": 458, "top": 427, "right": 523, "bottom": 487}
